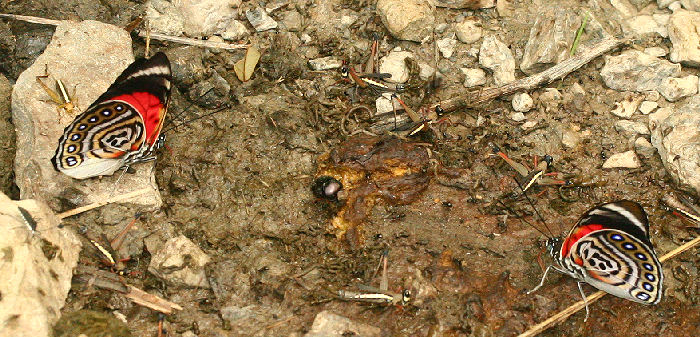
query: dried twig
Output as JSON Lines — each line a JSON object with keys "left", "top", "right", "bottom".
{"left": 518, "top": 236, "right": 700, "bottom": 337}
{"left": 58, "top": 187, "right": 152, "bottom": 219}
{"left": 0, "top": 13, "right": 248, "bottom": 50}
{"left": 370, "top": 36, "right": 625, "bottom": 133}
{"left": 126, "top": 286, "right": 184, "bottom": 314}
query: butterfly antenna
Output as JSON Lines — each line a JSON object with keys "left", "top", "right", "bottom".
{"left": 163, "top": 104, "right": 229, "bottom": 134}
{"left": 496, "top": 199, "right": 550, "bottom": 238}
{"left": 513, "top": 176, "right": 555, "bottom": 238}
{"left": 161, "top": 87, "right": 216, "bottom": 131}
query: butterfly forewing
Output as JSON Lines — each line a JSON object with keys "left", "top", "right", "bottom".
{"left": 52, "top": 52, "right": 171, "bottom": 179}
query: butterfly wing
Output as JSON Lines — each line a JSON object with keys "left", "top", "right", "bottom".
{"left": 52, "top": 52, "right": 172, "bottom": 179}
{"left": 568, "top": 229, "right": 663, "bottom": 304}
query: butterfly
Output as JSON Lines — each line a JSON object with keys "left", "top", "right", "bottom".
{"left": 528, "top": 200, "right": 664, "bottom": 320}
{"left": 51, "top": 52, "right": 172, "bottom": 179}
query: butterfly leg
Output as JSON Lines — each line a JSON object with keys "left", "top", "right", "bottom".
{"left": 527, "top": 265, "right": 555, "bottom": 294}
{"left": 577, "top": 281, "right": 590, "bottom": 322}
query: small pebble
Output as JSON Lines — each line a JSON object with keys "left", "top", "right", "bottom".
{"left": 512, "top": 92, "right": 534, "bottom": 112}
{"left": 602, "top": 151, "right": 641, "bottom": 169}
{"left": 638, "top": 101, "right": 658, "bottom": 114}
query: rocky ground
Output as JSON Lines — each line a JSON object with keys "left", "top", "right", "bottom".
{"left": 0, "top": 0, "right": 699, "bottom": 336}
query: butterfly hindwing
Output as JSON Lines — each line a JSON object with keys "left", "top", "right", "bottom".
{"left": 567, "top": 229, "right": 663, "bottom": 304}
{"left": 52, "top": 52, "right": 171, "bottom": 179}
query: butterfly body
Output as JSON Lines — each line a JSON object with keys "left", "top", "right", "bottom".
{"left": 547, "top": 201, "right": 663, "bottom": 304}
{"left": 52, "top": 52, "right": 172, "bottom": 179}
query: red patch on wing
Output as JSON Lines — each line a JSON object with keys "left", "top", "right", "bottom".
{"left": 561, "top": 224, "right": 604, "bottom": 258}
{"left": 111, "top": 92, "right": 165, "bottom": 145}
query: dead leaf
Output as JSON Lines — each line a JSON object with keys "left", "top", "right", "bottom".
{"left": 234, "top": 46, "right": 261, "bottom": 82}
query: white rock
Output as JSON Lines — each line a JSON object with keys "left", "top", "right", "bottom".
{"left": 669, "top": 0, "right": 683, "bottom": 10}
{"left": 377, "top": 0, "right": 434, "bottom": 42}
{"left": 615, "top": 120, "right": 650, "bottom": 136}
{"left": 308, "top": 56, "right": 343, "bottom": 71}
{"left": 461, "top": 68, "right": 486, "bottom": 87}
{"left": 418, "top": 62, "right": 435, "bottom": 80}
{"left": 649, "top": 96, "right": 700, "bottom": 195}
{"left": 479, "top": 35, "right": 516, "bottom": 85}
{"left": 246, "top": 7, "right": 278, "bottom": 32}
{"left": 570, "top": 82, "right": 586, "bottom": 96}
{"left": 437, "top": 35, "right": 457, "bottom": 58}
{"left": 181, "top": 0, "right": 242, "bottom": 36}
{"left": 645, "top": 90, "right": 661, "bottom": 101}
{"left": 603, "top": 151, "right": 641, "bottom": 169}
{"left": 638, "top": 100, "right": 658, "bottom": 114}
{"left": 680, "top": 0, "right": 700, "bottom": 10}
{"left": 305, "top": 311, "right": 381, "bottom": 337}
{"left": 652, "top": 13, "right": 670, "bottom": 27}
{"left": 634, "top": 137, "right": 656, "bottom": 158}
{"left": 556, "top": 123, "right": 583, "bottom": 149}
{"left": 148, "top": 235, "right": 211, "bottom": 288}
{"left": 610, "top": 0, "right": 638, "bottom": 17}
{"left": 658, "top": 75, "right": 699, "bottom": 102}
{"left": 668, "top": 10, "right": 700, "bottom": 67}
{"left": 540, "top": 88, "right": 562, "bottom": 102}
{"left": 379, "top": 50, "right": 414, "bottom": 83}
{"left": 146, "top": 0, "right": 185, "bottom": 36}
{"left": 521, "top": 120, "right": 538, "bottom": 130}
{"left": 11, "top": 21, "right": 162, "bottom": 211}
{"left": 623, "top": 15, "right": 667, "bottom": 37}
{"left": 512, "top": 92, "right": 534, "bottom": 112}
{"left": 221, "top": 20, "right": 250, "bottom": 41}
{"left": 611, "top": 95, "right": 644, "bottom": 118}
{"left": 376, "top": 93, "right": 398, "bottom": 114}
{"left": 0, "top": 195, "right": 81, "bottom": 337}
{"left": 658, "top": 0, "right": 676, "bottom": 7}
{"left": 643, "top": 47, "right": 667, "bottom": 57}
{"left": 300, "top": 33, "right": 312, "bottom": 44}
{"left": 510, "top": 112, "right": 526, "bottom": 122}
{"left": 454, "top": 17, "right": 482, "bottom": 44}
{"left": 600, "top": 50, "right": 681, "bottom": 92}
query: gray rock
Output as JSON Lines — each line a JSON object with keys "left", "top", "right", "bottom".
{"left": 437, "top": 35, "right": 457, "bottom": 58}
{"left": 0, "top": 194, "right": 81, "bottom": 337}
{"left": 418, "top": 62, "right": 435, "bottom": 80}
{"left": 623, "top": 15, "right": 667, "bottom": 37}
{"left": 611, "top": 95, "right": 644, "bottom": 118}
{"left": 377, "top": 0, "right": 434, "bottom": 42}
{"left": 246, "top": 7, "right": 278, "bottom": 32}
{"left": 12, "top": 20, "right": 162, "bottom": 211}
{"left": 520, "top": 9, "right": 576, "bottom": 75}
{"left": 166, "top": 46, "right": 209, "bottom": 87}
{"left": 379, "top": 50, "right": 414, "bottom": 83}
{"left": 434, "top": 0, "right": 495, "bottom": 8}
{"left": 455, "top": 17, "right": 482, "bottom": 44}
{"left": 540, "top": 88, "right": 562, "bottom": 102}
{"left": 668, "top": 10, "right": 700, "bottom": 67}
{"left": 148, "top": 234, "right": 211, "bottom": 288}
{"left": 600, "top": 50, "right": 681, "bottom": 92}
{"left": 638, "top": 100, "right": 658, "bottom": 114}
{"left": 649, "top": 96, "right": 700, "bottom": 196}
{"left": 634, "top": 137, "right": 656, "bottom": 158}
{"left": 479, "top": 35, "right": 516, "bottom": 85}
{"left": 669, "top": 1, "right": 683, "bottom": 11}
{"left": 461, "top": 68, "right": 486, "bottom": 87}
{"left": 658, "top": 75, "right": 699, "bottom": 102}
{"left": 188, "top": 70, "right": 231, "bottom": 108}
{"left": 658, "top": 0, "right": 676, "bottom": 7}
{"left": 146, "top": 0, "right": 185, "bottom": 36}
{"left": 221, "top": 20, "right": 250, "bottom": 41}
{"left": 615, "top": 120, "right": 650, "bottom": 137}
{"left": 602, "top": 150, "right": 641, "bottom": 169}
{"left": 629, "top": 0, "right": 656, "bottom": 8}
{"left": 304, "top": 311, "right": 381, "bottom": 337}
{"left": 512, "top": 92, "right": 534, "bottom": 112}
{"left": 308, "top": 56, "right": 343, "bottom": 71}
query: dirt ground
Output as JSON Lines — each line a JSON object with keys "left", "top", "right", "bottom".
{"left": 0, "top": 0, "right": 698, "bottom": 336}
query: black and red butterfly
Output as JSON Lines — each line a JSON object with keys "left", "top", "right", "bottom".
{"left": 51, "top": 52, "right": 172, "bottom": 179}
{"left": 528, "top": 201, "right": 664, "bottom": 320}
